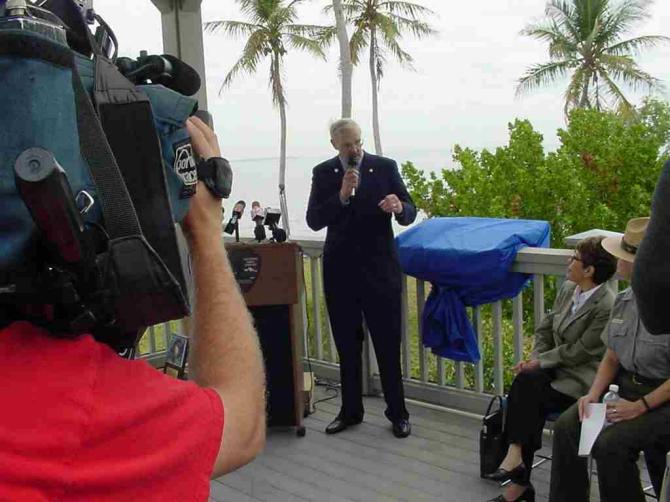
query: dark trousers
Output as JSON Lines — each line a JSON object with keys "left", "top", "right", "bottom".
{"left": 549, "top": 372, "right": 670, "bottom": 502}
{"left": 505, "top": 369, "right": 576, "bottom": 485}
{"left": 323, "top": 265, "right": 408, "bottom": 423}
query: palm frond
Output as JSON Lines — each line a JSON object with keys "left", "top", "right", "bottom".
{"left": 237, "top": 0, "right": 272, "bottom": 24}
{"left": 349, "top": 26, "right": 368, "bottom": 65}
{"left": 376, "top": 14, "right": 414, "bottom": 67}
{"left": 598, "top": 54, "right": 662, "bottom": 92}
{"left": 284, "top": 33, "right": 328, "bottom": 59}
{"left": 283, "top": 23, "right": 334, "bottom": 38}
{"left": 605, "top": 35, "right": 670, "bottom": 56}
{"left": 323, "top": 1, "right": 363, "bottom": 19}
{"left": 221, "top": 30, "right": 267, "bottom": 94}
{"left": 384, "top": 13, "right": 437, "bottom": 38}
{"left": 342, "top": 0, "right": 435, "bottom": 71}
{"left": 286, "top": 0, "right": 307, "bottom": 9}
{"left": 269, "top": 4, "right": 298, "bottom": 31}
{"left": 519, "top": 0, "right": 664, "bottom": 114}
{"left": 378, "top": 1, "right": 436, "bottom": 19}
{"left": 269, "top": 52, "right": 287, "bottom": 107}
{"left": 598, "top": 69, "right": 634, "bottom": 114}
{"left": 204, "top": 20, "right": 260, "bottom": 37}
{"left": 573, "top": 0, "right": 608, "bottom": 41}
{"left": 522, "top": 22, "right": 578, "bottom": 59}
{"left": 604, "top": 0, "right": 653, "bottom": 34}
{"left": 516, "top": 60, "right": 574, "bottom": 96}
{"left": 312, "top": 25, "right": 338, "bottom": 47}
{"left": 544, "top": 0, "right": 581, "bottom": 42}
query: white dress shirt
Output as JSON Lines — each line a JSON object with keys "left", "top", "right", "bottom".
{"left": 571, "top": 283, "right": 602, "bottom": 315}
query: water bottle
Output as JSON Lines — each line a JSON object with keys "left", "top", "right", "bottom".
{"left": 602, "top": 384, "right": 620, "bottom": 426}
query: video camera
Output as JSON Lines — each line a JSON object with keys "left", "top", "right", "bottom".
{"left": 0, "top": 0, "right": 232, "bottom": 353}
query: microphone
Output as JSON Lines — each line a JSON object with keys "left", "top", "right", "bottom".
{"left": 264, "top": 208, "right": 287, "bottom": 243}
{"left": 348, "top": 156, "right": 359, "bottom": 198}
{"left": 251, "top": 201, "right": 266, "bottom": 242}
{"left": 224, "top": 200, "right": 245, "bottom": 235}
{"left": 116, "top": 53, "right": 201, "bottom": 96}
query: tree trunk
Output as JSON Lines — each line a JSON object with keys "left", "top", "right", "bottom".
{"left": 274, "top": 54, "right": 291, "bottom": 237}
{"left": 579, "top": 71, "right": 591, "bottom": 109}
{"left": 333, "top": 0, "right": 353, "bottom": 118}
{"left": 369, "top": 27, "right": 383, "bottom": 155}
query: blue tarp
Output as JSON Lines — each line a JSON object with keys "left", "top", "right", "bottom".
{"left": 396, "top": 217, "right": 551, "bottom": 363}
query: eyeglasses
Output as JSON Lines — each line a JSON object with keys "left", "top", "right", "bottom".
{"left": 341, "top": 139, "right": 363, "bottom": 149}
{"left": 569, "top": 254, "right": 583, "bottom": 263}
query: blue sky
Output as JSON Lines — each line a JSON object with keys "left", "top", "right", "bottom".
{"left": 96, "top": 0, "right": 670, "bottom": 165}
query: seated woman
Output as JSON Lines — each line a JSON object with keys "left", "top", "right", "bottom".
{"left": 486, "top": 236, "right": 617, "bottom": 502}
{"left": 549, "top": 217, "right": 670, "bottom": 502}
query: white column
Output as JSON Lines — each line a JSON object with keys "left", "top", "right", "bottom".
{"left": 150, "top": 0, "right": 208, "bottom": 109}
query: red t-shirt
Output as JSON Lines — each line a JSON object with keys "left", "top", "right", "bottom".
{"left": 0, "top": 321, "right": 224, "bottom": 501}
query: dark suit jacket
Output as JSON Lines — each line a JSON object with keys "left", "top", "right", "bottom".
{"left": 306, "top": 153, "right": 416, "bottom": 291}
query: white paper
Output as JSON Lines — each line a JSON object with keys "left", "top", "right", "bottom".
{"left": 578, "top": 403, "right": 607, "bottom": 457}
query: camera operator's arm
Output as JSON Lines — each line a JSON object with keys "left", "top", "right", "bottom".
{"left": 183, "top": 117, "right": 266, "bottom": 477}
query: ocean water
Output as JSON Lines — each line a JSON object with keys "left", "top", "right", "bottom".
{"left": 222, "top": 150, "right": 452, "bottom": 240}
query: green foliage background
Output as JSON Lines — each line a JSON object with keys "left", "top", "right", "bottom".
{"left": 402, "top": 100, "right": 670, "bottom": 247}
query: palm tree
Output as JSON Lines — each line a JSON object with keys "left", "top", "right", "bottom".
{"left": 338, "top": 0, "right": 436, "bottom": 155}
{"left": 205, "top": 0, "right": 331, "bottom": 237}
{"left": 517, "top": 0, "right": 669, "bottom": 114}
{"left": 332, "top": 0, "right": 354, "bottom": 118}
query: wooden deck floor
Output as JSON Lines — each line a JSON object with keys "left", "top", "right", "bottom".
{"left": 209, "top": 385, "right": 651, "bottom": 502}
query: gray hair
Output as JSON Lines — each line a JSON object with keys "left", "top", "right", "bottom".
{"left": 330, "top": 118, "right": 361, "bottom": 139}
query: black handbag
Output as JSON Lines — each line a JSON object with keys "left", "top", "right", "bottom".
{"left": 479, "top": 395, "right": 507, "bottom": 478}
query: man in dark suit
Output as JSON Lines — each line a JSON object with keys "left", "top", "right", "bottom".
{"left": 306, "top": 119, "right": 417, "bottom": 438}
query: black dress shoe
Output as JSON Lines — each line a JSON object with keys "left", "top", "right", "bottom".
{"left": 486, "top": 483, "right": 535, "bottom": 502}
{"left": 325, "top": 416, "right": 362, "bottom": 435}
{"left": 484, "top": 463, "right": 526, "bottom": 483}
{"left": 392, "top": 419, "right": 411, "bottom": 438}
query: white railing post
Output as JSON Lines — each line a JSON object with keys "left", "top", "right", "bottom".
{"left": 292, "top": 239, "right": 575, "bottom": 415}
{"left": 319, "top": 256, "right": 338, "bottom": 363}
{"left": 533, "top": 274, "right": 545, "bottom": 328}
{"left": 493, "top": 301, "right": 504, "bottom": 395}
{"left": 513, "top": 293, "right": 524, "bottom": 365}
{"left": 474, "top": 306, "right": 484, "bottom": 394}
{"left": 416, "top": 279, "right": 427, "bottom": 383}
{"left": 310, "top": 257, "right": 323, "bottom": 361}
{"left": 401, "top": 275, "right": 410, "bottom": 378}
{"left": 300, "top": 275, "right": 309, "bottom": 358}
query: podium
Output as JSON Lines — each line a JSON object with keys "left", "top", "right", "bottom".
{"left": 226, "top": 241, "right": 306, "bottom": 436}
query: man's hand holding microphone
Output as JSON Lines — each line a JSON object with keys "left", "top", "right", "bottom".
{"left": 339, "top": 157, "right": 360, "bottom": 204}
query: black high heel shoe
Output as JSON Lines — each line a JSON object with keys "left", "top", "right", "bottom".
{"left": 484, "top": 463, "right": 526, "bottom": 483}
{"left": 486, "top": 483, "right": 535, "bottom": 502}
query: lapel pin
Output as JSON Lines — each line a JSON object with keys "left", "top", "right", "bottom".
{"left": 369, "top": 168, "right": 374, "bottom": 173}
{"left": 334, "top": 168, "right": 339, "bottom": 173}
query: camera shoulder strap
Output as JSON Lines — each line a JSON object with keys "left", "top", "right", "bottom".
{"left": 90, "top": 56, "right": 189, "bottom": 330}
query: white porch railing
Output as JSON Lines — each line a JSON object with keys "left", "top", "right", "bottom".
{"left": 138, "top": 239, "right": 575, "bottom": 416}
{"left": 297, "top": 239, "right": 573, "bottom": 415}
